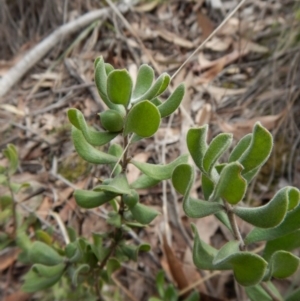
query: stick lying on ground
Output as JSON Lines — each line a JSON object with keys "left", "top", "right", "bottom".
{"left": 0, "top": 4, "right": 130, "bottom": 98}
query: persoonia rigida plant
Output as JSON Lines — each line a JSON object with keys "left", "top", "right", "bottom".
{"left": 171, "top": 122, "right": 300, "bottom": 300}
{"left": 20, "top": 57, "right": 190, "bottom": 297}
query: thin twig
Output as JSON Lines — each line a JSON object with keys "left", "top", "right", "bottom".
{"left": 111, "top": 270, "right": 139, "bottom": 301}
{"left": 171, "top": 0, "right": 248, "bottom": 81}
{"left": 224, "top": 201, "right": 245, "bottom": 250}
{"left": 179, "top": 271, "right": 221, "bottom": 296}
{"left": 261, "top": 282, "right": 283, "bottom": 301}
{"left": 105, "top": 0, "right": 162, "bottom": 74}
{"left": 49, "top": 211, "right": 70, "bottom": 244}
{"left": 110, "top": 134, "right": 133, "bottom": 177}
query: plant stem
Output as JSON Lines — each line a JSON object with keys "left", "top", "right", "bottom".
{"left": 6, "top": 173, "right": 17, "bottom": 239}
{"left": 121, "top": 135, "right": 129, "bottom": 173}
{"left": 119, "top": 134, "right": 130, "bottom": 217}
{"left": 224, "top": 201, "right": 246, "bottom": 251}
{"left": 261, "top": 282, "right": 283, "bottom": 301}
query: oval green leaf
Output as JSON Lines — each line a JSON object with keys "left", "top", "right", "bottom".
{"left": 213, "top": 162, "right": 247, "bottom": 205}
{"left": 191, "top": 224, "right": 218, "bottom": 270}
{"left": 99, "top": 109, "right": 124, "bottom": 132}
{"left": 130, "top": 202, "right": 160, "bottom": 224}
{"left": 29, "top": 241, "right": 64, "bottom": 266}
{"left": 32, "top": 263, "right": 65, "bottom": 278}
{"left": 22, "top": 268, "right": 64, "bottom": 292}
{"left": 124, "top": 100, "right": 161, "bottom": 137}
{"left": 268, "top": 251, "right": 299, "bottom": 279}
{"left": 133, "top": 73, "right": 170, "bottom": 103}
{"left": 263, "top": 230, "right": 300, "bottom": 261}
{"left": 3, "top": 144, "right": 18, "bottom": 175}
{"left": 203, "top": 133, "right": 233, "bottom": 174}
{"left": 74, "top": 190, "right": 117, "bottom": 209}
{"left": 132, "top": 64, "right": 154, "bottom": 99}
{"left": 123, "top": 189, "right": 139, "bottom": 209}
{"left": 107, "top": 69, "right": 133, "bottom": 107}
{"left": 157, "top": 84, "right": 185, "bottom": 118}
{"left": 233, "top": 187, "right": 289, "bottom": 228}
{"left": 245, "top": 203, "right": 300, "bottom": 244}
{"left": 229, "top": 134, "right": 252, "bottom": 162}
{"left": 187, "top": 126, "right": 208, "bottom": 172}
{"left": 239, "top": 122, "right": 273, "bottom": 176}
{"left": 71, "top": 127, "right": 118, "bottom": 164}
{"left": 94, "top": 174, "right": 131, "bottom": 195}
{"left": 130, "top": 174, "right": 160, "bottom": 189}
{"left": 95, "top": 56, "right": 118, "bottom": 110}
{"left": 131, "top": 154, "right": 188, "bottom": 181}
{"left": 68, "top": 109, "right": 118, "bottom": 146}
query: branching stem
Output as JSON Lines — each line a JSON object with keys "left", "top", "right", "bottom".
{"left": 224, "top": 201, "right": 246, "bottom": 251}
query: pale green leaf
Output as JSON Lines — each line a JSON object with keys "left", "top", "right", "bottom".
{"left": 172, "top": 163, "right": 193, "bottom": 195}
{"left": 124, "top": 100, "right": 161, "bottom": 137}
{"left": 288, "top": 187, "right": 300, "bottom": 210}
{"left": 201, "top": 174, "right": 215, "bottom": 200}
{"left": 130, "top": 202, "right": 160, "bottom": 224}
{"left": 68, "top": 109, "right": 118, "bottom": 145}
{"left": 94, "top": 56, "right": 118, "bottom": 110}
{"left": 157, "top": 84, "right": 185, "bottom": 118}
{"left": 245, "top": 284, "right": 272, "bottom": 301}
{"left": 245, "top": 203, "right": 300, "bottom": 244}
{"left": 130, "top": 174, "right": 160, "bottom": 189}
{"left": 229, "top": 134, "right": 252, "bottom": 162}
{"left": 133, "top": 73, "right": 170, "bottom": 103}
{"left": 105, "top": 63, "right": 114, "bottom": 75}
{"left": 71, "top": 127, "right": 118, "bottom": 164}
{"left": 213, "top": 240, "right": 240, "bottom": 267}
{"left": 32, "top": 263, "right": 65, "bottom": 278}
{"left": 29, "top": 241, "right": 64, "bottom": 266}
{"left": 268, "top": 251, "right": 299, "bottom": 279}
{"left": 212, "top": 162, "right": 247, "bottom": 205}
{"left": 107, "top": 211, "right": 122, "bottom": 227}
{"left": 263, "top": 230, "right": 300, "bottom": 261}
{"left": 192, "top": 228, "right": 267, "bottom": 286}
{"left": 225, "top": 253, "right": 267, "bottom": 286}
{"left": 132, "top": 64, "right": 154, "bottom": 99}
{"left": 191, "top": 224, "right": 219, "bottom": 270}
{"left": 187, "top": 126, "right": 208, "bottom": 172}
{"left": 74, "top": 190, "right": 117, "bottom": 208}
{"left": 99, "top": 109, "right": 124, "bottom": 132}
{"left": 22, "top": 269, "right": 63, "bottom": 292}
{"left": 107, "top": 69, "right": 133, "bottom": 107}
{"left": 233, "top": 187, "right": 289, "bottom": 228}
{"left": 172, "top": 164, "right": 223, "bottom": 218}
{"left": 3, "top": 144, "right": 18, "bottom": 174}
{"left": 35, "top": 230, "right": 53, "bottom": 245}
{"left": 123, "top": 189, "right": 139, "bottom": 209}
{"left": 203, "top": 133, "right": 232, "bottom": 174}
{"left": 239, "top": 122, "right": 273, "bottom": 176}
{"left": 94, "top": 174, "right": 131, "bottom": 195}
{"left": 131, "top": 154, "right": 188, "bottom": 180}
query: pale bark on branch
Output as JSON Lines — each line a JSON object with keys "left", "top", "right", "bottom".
{"left": 0, "top": 5, "right": 129, "bottom": 98}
